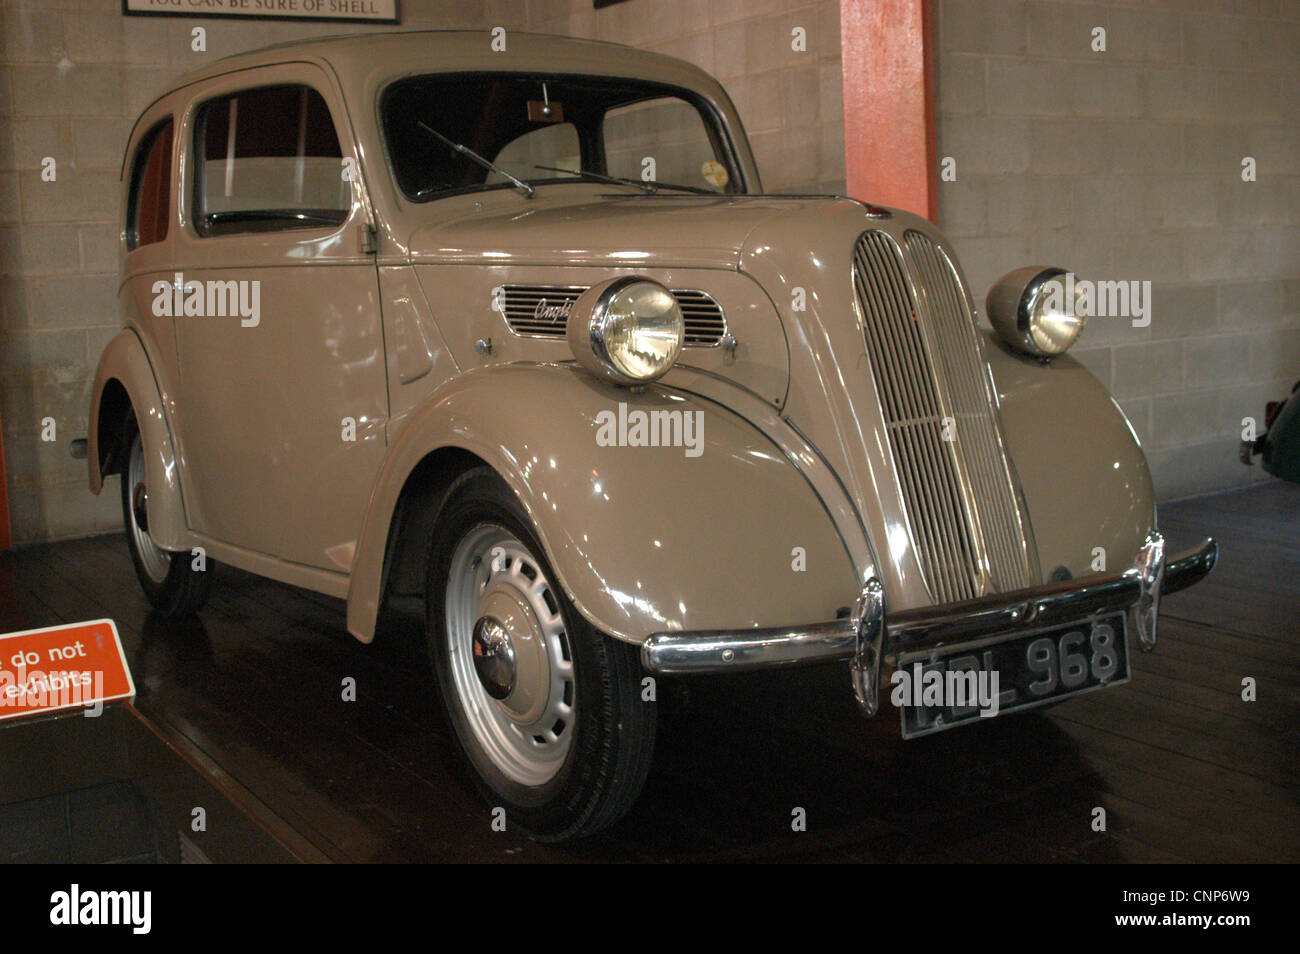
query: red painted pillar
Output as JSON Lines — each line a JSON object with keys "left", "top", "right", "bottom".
{"left": 840, "top": 0, "right": 937, "bottom": 222}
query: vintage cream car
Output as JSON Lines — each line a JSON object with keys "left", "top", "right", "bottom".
{"left": 88, "top": 31, "right": 1217, "bottom": 840}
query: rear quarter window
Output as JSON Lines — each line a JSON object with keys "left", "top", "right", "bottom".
{"left": 125, "top": 118, "right": 174, "bottom": 251}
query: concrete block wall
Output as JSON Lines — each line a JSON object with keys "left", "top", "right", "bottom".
{"left": 935, "top": 0, "right": 1300, "bottom": 501}
{"left": 1, "top": 0, "right": 846, "bottom": 545}
{"left": 0, "top": 0, "right": 493, "bottom": 545}
{"left": 496, "top": 0, "right": 847, "bottom": 193}
{"left": 3, "top": 0, "right": 1295, "bottom": 544}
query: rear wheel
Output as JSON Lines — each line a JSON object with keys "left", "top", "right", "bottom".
{"left": 121, "top": 416, "right": 211, "bottom": 616}
{"left": 427, "top": 467, "right": 655, "bottom": 841}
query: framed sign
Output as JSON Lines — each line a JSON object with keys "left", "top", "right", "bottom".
{"left": 122, "top": 0, "right": 400, "bottom": 25}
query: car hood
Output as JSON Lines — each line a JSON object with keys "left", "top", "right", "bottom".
{"left": 405, "top": 190, "right": 851, "bottom": 270}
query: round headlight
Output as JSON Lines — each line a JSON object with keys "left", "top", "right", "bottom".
{"left": 568, "top": 277, "right": 684, "bottom": 385}
{"left": 986, "top": 266, "right": 1086, "bottom": 358}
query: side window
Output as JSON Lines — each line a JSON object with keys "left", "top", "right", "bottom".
{"left": 126, "top": 119, "right": 174, "bottom": 251}
{"left": 193, "top": 84, "right": 348, "bottom": 237}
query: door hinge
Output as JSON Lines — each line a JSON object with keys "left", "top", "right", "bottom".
{"left": 361, "top": 221, "right": 378, "bottom": 255}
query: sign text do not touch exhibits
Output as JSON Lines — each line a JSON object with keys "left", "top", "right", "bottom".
{"left": 123, "top": 0, "right": 399, "bottom": 24}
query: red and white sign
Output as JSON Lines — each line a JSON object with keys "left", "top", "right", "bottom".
{"left": 0, "top": 619, "right": 134, "bottom": 722}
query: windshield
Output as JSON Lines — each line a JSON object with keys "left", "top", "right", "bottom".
{"left": 381, "top": 73, "right": 744, "bottom": 202}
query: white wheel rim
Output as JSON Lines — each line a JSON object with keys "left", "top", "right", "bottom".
{"left": 445, "top": 524, "right": 575, "bottom": 787}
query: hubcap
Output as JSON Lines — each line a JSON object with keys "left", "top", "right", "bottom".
{"left": 132, "top": 482, "right": 150, "bottom": 531}
{"left": 445, "top": 524, "right": 575, "bottom": 787}
{"left": 127, "top": 437, "right": 171, "bottom": 584}
{"left": 472, "top": 615, "right": 516, "bottom": 700}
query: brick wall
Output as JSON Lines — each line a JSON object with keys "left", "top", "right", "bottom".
{"left": 0, "top": 0, "right": 491, "bottom": 544}
{"left": 934, "top": 0, "right": 1300, "bottom": 500}
{"left": 0, "top": 0, "right": 844, "bottom": 545}
{"left": 496, "top": 0, "right": 846, "bottom": 193}
{"left": 2, "top": 0, "right": 1295, "bottom": 544}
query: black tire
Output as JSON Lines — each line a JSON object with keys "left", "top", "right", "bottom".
{"left": 426, "top": 466, "right": 655, "bottom": 841}
{"left": 120, "top": 414, "right": 212, "bottom": 617}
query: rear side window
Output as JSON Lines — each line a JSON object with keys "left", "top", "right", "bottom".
{"left": 193, "top": 84, "right": 348, "bottom": 236}
{"left": 126, "top": 119, "right": 173, "bottom": 250}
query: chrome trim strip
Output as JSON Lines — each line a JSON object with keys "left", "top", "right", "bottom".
{"left": 894, "top": 231, "right": 999, "bottom": 598}
{"left": 641, "top": 538, "right": 1218, "bottom": 703}
{"left": 1164, "top": 535, "right": 1218, "bottom": 594}
{"left": 908, "top": 231, "right": 1043, "bottom": 588}
{"left": 852, "top": 230, "right": 961, "bottom": 603}
{"left": 640, "top": 619, "right": 858, "bottom": 674}
{"left": 850, "top": 577, "right": 886, "bottom": 715}
{"left": 888, "top": 532, "right": 1165, "bottom": 652}
{"left": 1130, "top": 530, "right": 1165, "bottom": 651}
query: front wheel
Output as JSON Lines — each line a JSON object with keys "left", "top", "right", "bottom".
{"left": 121, "top": 417, "right": 211, "bottom": 616}
{"left": 427, "top": 467, "right": 655, "bottom": 841}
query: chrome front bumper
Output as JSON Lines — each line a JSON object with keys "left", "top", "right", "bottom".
{"left": 640, "top": 533, "right": 1219, "bottom": 716}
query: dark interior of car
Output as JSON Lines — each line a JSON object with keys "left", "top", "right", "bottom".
{"left": 381, "top": 72, "right": 734, "bottom": 200}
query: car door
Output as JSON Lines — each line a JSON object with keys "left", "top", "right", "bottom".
{"left": 169, "top": 64, "right": 387, "bottom": 574}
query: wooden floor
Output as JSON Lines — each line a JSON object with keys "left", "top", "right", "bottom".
{"left": 1, "top": 482, "right": 1296, "bottom": 862}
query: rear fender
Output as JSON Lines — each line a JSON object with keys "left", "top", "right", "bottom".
{"left": 88, "top": 329, "right": 187, "bottom": 551}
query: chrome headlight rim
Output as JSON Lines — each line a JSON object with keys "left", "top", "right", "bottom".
{"left": 987, "top": 265, "right": 1086, "bottom": 359}
{"left": 578, "top": 276, "right": 684, "bottom": 386}
{"left": 1017, "top": 266, "right": 1068, "bottom": 337}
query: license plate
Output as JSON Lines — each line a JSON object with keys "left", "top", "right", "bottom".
{"left": 897, "top": 613, "right": 1129, "bottom": 738}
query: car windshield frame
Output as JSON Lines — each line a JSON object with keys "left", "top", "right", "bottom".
{"left": 378, "top": 71, "right": 750, "bottom": 204}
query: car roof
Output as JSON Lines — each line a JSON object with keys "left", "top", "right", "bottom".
{"left": 165, "top": 29, "right": 719, "bottom": 100}
{"left": 125, "top": 30, "right": 747, "bottom": 184}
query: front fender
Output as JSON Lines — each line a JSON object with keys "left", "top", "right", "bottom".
{"left": 347, "top": 363, "right": 857, "bottom": 644}
{"left": 87, "top": 329, "right": 187, "bottom": 551}
{"left": 985, "top": 333, "right": 1156, "bottom": 578}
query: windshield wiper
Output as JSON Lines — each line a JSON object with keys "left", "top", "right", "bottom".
{"left": 418, "top": 121, "right": 534, "bottom": 198}
{"left": 534, "top": 164, "right": 652, "bottom": 192}
{"left": 534, "top": 164, "right": 719, "bottom": 196}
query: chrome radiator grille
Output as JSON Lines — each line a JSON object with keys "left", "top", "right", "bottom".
{"left": 499, "top": 285, "right": 727, "bottom": 346}
{"left": 852, "top": 229, "right": 1034, "bottom": 604}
